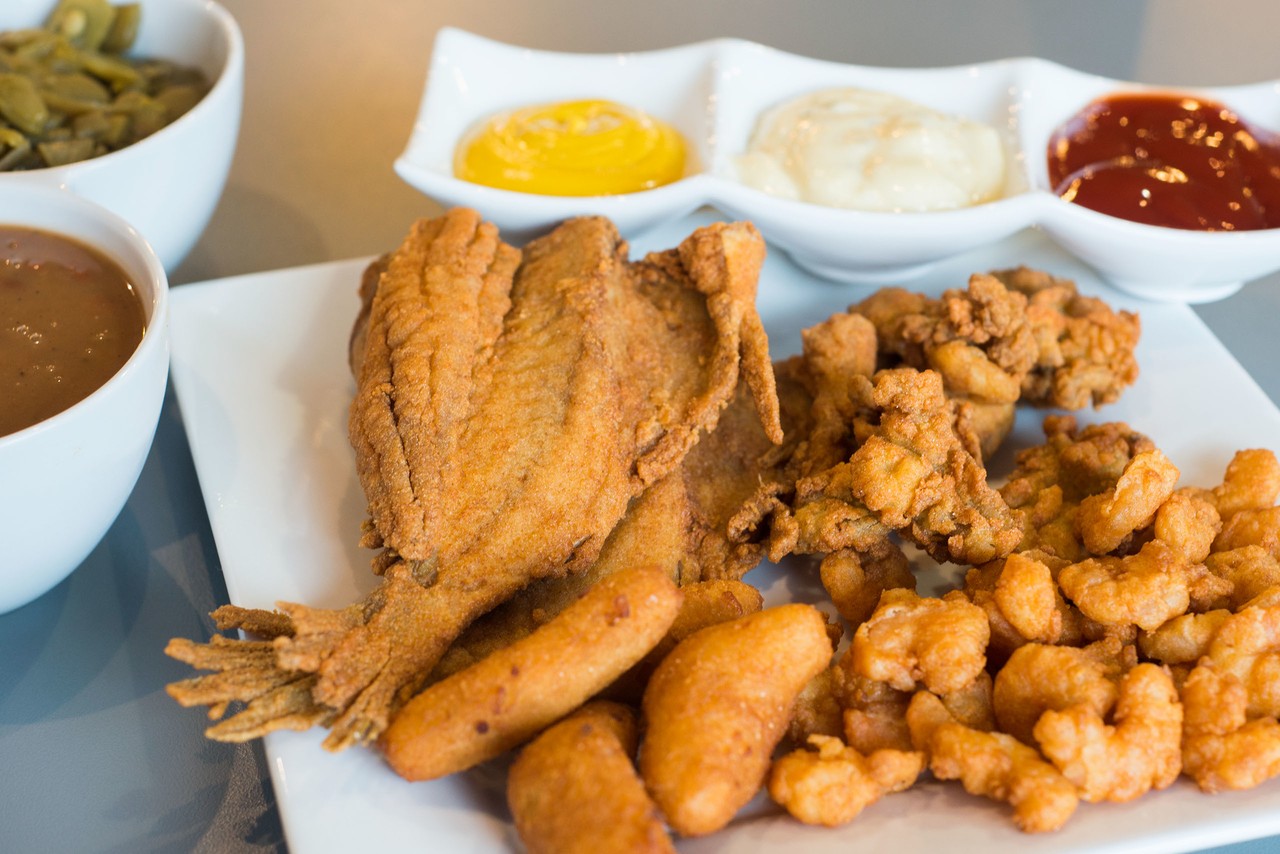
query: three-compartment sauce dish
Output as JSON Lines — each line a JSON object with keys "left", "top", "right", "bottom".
{"left": 396, "top": 28, "right": 1280, "bottom": 303}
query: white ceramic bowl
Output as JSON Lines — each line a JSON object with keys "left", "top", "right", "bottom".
{"left": 0, "top": 184, "right": 169, "bottom": 614}
{"left": 0, "top": 0, "right": 243, "bottom": 271}
{"left": 397, "top": 29, "right": 1280, "bottom": 303}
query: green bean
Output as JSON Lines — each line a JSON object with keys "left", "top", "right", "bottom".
{"left": 37, "top": 136, "right": 95, "bottom": 166}
{"left": 0, "top": 73, "right": 48, "bottom": 135}
{"left": 0, "top": 1, "right": 210, "bottom": 171}
{"left": 46, "top": 0, "right": 116, "bottom": 52}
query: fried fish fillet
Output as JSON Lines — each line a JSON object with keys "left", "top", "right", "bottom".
{"left": 167, "top": 209, "right": 780, "bottom": 750}
{"left": 427, "top": 373, "right": 795, "bottom": 681}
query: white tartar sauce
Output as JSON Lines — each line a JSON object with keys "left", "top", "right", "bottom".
{"left": 735, "top": 87, "right": 1007, "bottom": 212}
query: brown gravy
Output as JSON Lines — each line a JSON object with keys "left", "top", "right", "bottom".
{"left": 0, "top": 226, "right": 145, "bottom": 437}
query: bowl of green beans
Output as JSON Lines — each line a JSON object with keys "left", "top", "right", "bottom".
{"left": 0, "top": 0, "right": 243, "bottom": 270}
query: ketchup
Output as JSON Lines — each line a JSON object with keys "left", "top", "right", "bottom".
{"left": 1047, "top": 92, "right": 1280, "bottom": 230}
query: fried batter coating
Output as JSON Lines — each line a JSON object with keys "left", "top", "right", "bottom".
{"left": 607, "top": 578, "right": 765, "bottom": 703}
{"left": 795, "top": 310, "right": 879, "bottom": 476}
{"left": 818, "top": 542, "right": 916, "bottom": 628}
{"left": 639, "top": 604, "right": 833, "bottom": 837}
{"left": 939, "top": 670, "right": 998, "bottom": 732}
{"left": 1212, "top": 449, "right": 1280, "bottom": 520}
{"left": 787, "top": 666, "right": 847, "bottom": 746}
{"left": 760, "top": 365, "right": 1021, "bottom": 566}
{"left": 1215, "top": 507, "right": 1280, "bottom": 561}
{"left": 434, "top": 467, "right": 772, "bottom": 686}
{"left": 840, "top": 673, "right": 914, "bottom": 754}
{"left": 1138, "top": 610, "right": 1232, "bottom": 666}
{"left": 907, "top": 691, "right": 1079, "bottom": 833}
{"left": 380, "top": 565, "right": 681, "bottom": 781}
{"left": 853, "top": 274, "right": 1036, "bottom": 413}
{"left": 1205, "top": 604, "right": 1280, "bottom": 719}
{"left": 1058, "top": 540, "right": 1195, "bottom": 633}
{"left": 1206, "top": 546, "right": 1280, "bottom": 610}
{"left": 768, "top": 734, "right": 923, "bottom": 827}
{"left": 1000, "top": 416, "right": 1157, "bottom": 561}
{"left": 992, "top": 641, "right": 1124, "bottom": 745}
{"left": 1181, "top": 661, "right": 1280, "bottom": 792}
{"left": 508, "top": 701, "right": 674, "bottom": 854}
{"left": 846, "top": 369, "right": 1022, "bottom": 565}
{"left": 851, "top": 588, "right": 989, "bottom": 695}
{"left": 1155, "top": 488, "right": 1222, "bottom": 564}
{"left": 964, "top": 551, "right": 1089, "bottom": 663}
{"left": 1034, "top": 663, "right": 1182, "bottom": 802}
{"left": 1076, "top": 449, "right": 1180, "bottom": 555}
{"left": 989, "top": 265, "right": 1140, "bottom": 410}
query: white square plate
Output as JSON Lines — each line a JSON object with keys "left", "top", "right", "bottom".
{"left": 170, "top": 212, "right": 1280, "bottom": 854}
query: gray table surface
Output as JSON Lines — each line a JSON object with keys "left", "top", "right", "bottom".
{"left": 2, "top": 1, "right": 1278, "bottom": 851}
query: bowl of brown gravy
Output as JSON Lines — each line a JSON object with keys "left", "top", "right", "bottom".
{"left": 0, "top": 183, "right": 168, "bottom": 613}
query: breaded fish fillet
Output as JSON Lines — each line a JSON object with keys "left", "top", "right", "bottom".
{"left": 167, "top": 209, "right": 780, "bottom": 749}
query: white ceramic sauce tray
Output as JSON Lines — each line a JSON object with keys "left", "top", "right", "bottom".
{"left": 397, "top": 28, "right": 1280, "bottom": 303}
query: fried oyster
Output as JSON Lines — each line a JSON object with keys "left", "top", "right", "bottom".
{"left": 166, "top": 208, "right": 781, "bottom": 750}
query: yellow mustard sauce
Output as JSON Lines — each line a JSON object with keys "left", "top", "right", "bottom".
{"left": 454, "top": 99, "right": 688, "bottom": 196}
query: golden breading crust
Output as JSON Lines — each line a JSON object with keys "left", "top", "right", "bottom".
{"left": 508, "top": 701, "right": 674, "bottom": 854}
{"left": 379, "top": 565, "right": 681, "bottom": 781}
{"left": 639, "top": 604, "right": 834, "bottom": 836}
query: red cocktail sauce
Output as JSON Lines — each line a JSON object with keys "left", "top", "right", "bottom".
{"left": 1047, "top": 92, "right": 1280, "bottom": 231}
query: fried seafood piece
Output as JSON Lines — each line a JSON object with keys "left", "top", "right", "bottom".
{"left": 846, "top": 369, "right": 1022, "bottom": 564}
{"left": 1076, "top": 449, "right": 1180, "bottom": 555}
{"left": 1181, "top": 660, "right": 1280, "bottom": 792}
{"left": 940, "top": 670, "right": 998, "bottom": 733}
{"left": 1211, "top": 449, "right": 1280, "bottom": 520}
{"left": 818, "top": 541, "right": 916, "bottom": 628}
{"left": 1058, "top": 540, "right": 1198, "bottom": 633}
{"left": 427, "top": 473, "right": 697, "bottom": 680}
{"left": 508, "top": 702, "right": 674, "bottom": 854}
{"left": 429, "top": 379, "right": 790, "bottom": 681}
{"left": 840, "top": 672, "right": 915, "bottom": 754}
{"left": 1000, "top": 416, "right": 1157, "bottom": 561}
{"left": 1215, "top": 507, "right": 1280, "bottom": 562}
{"left": 1155, "top": 488, "right": 1222, "bottom": 565}
{"left": 167, "top": 210, "right": 781, "bottom": 750}
{"left": 787, "top": 665, "right": 847, "bottom": 746}
{"left": 992, "top": 639, "right": 1130, "bottom": 746}
{"left": 776, "top": 368, "right": 1021, "bottom": 566}
{"left": 853, "top": 274, "right": 1036, "bottom": 406}
{"left": 851, "top": 279, "right": 1030, "bottom": 461}
{"left": 907, "top": 691, "right": 1079, "bottom": 833}
{"left": 1205, "top": 546, "right": 1280, "bottom": 610}
{"left": 768, "top": 734, "right": 924, "bottom": 827}
{"left": 1033, "top": 663, "right": 1182, "bottom": 803}
{"left": 965, "top": 552, "right": 1070, "bottom": 659}
{"left": 1204, "top": 603, "right": 1280, "bottom": 719}
{"left": 792, "top": 310, "right": 879, "bottom": 476}
{"left": 1139, "top": 610, "right": 1232, "bottom": 666}
{"left": 639, "top": 604, "right": 833, "bottom": 837}
{"left": 989, "top": 265, "right": 1140, "bottom": 410}
{"left": 380, "top": 565, "right": 681, "bottom": 781}
{"left": 849, "top": 588, "right": 990, "bottom": 695}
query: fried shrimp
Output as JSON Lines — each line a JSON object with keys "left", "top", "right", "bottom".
{"left": 908, "top": 691, "right": 1079, "bottom": 833}
{"left": 851, "top": 588, "right": 990, "bottom": 695}
{"left": 768, "top": 734, "right": 923, "bottom": 827}
{"left": 1034, "top": 663, "right": 1182, "bottom": 802}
